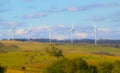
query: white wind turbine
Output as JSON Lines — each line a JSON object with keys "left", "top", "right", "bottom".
{"left": 28, "top": 24, "right": 32, "bottom": 42}
{"left": 47, "top": 26, "right": 53, "bottom": 44}
{"left": 70, "top": 24, "right": 75, "bottom": 44}
{"left": 93, "top": 23, "right": 97, "bottom": 45}
{"left": 6, "top": 29, "right": 11, "bottom": 40}
{"left": 11, "top": 24, "right": 17, "bottom": 40}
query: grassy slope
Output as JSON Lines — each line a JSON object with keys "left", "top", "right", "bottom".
{"left": 0, "top": 41, "right": 120, "bottom": 73}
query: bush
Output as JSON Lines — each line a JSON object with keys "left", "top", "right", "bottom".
{"left": 112, "top": 61, "right": 120, "bottom": 73}
{"left": 45, "top": 57, "right": 98, "bottom": 73}
{"left": 72, "top": 58, "right": 89, "bottom": 73}
{"left": 0, "top": 66, "right": 6, "bottom": 73}
{"left": 98, "top": 62, "right": 114, "bottom": 73}
{"left": 45, "top": 58, "right": 72, "bottom": 73}
{"left": 89, "top": 65, "right": 98, "bottom": 73}
{"left": 45, "top": 57, "right": 120, "bottom": 73}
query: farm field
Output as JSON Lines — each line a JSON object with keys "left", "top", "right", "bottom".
{"left": 0, "top": 40, "right": 120, "bottom": 73}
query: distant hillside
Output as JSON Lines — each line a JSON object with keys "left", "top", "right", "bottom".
{"left": 0, "top": 42, "right": 20, "bottom": 53}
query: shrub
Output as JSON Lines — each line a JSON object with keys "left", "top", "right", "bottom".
{"left": 44, "top": 58, "right": 94, "bottom": 73}
{"left": 72, "top": 58, "right": 89, "bottom": 73}
{"left": 112, "top": 61, "right": 120, "bottom": 73}
{"left": 89, "top": 65, "right": 98, "bottom": 73}
{"left": 45, "top": 58, "right": 71, "bottom": 73}
{"left": 98, "top": 62, "right": 114, "bottom": 73}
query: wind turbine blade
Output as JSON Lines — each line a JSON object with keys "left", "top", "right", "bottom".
{"left": 72, "top": 24, "right": 74, "bottom": 29}
{"left": 28, "top": 24, "right": 32, "bottom": 42}
{"left": 92, "top": 23, "right": 97, "bottom": 45}
{"left": 47, "top": 27, "right": 50, "bottom": 30}
{"left": 28, "top": 24, "right": 31, "bottom": 32}
{"left": 93, "top": 23, "right": 96, "bottom": 28}
{"left": 47, "top": 26, "right": 53, "bottom": 44}
{"left": 70, "top": 24, "right": 76, "bottom": 44}
{"left": 71, "top": 24, "right": 74, "bottom": 31}
{"left": 12, "top": 26, "right": 16, "bottom": 40}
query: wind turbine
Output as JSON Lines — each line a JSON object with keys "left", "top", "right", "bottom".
{"left": 11, "top": 25, "right": 16, "bottom": 40}
{"left": 93, "top": 23, "right": 97, "bottom": 45}
{"left": 47, "top": 26, "right": 53, "bottom": 44}
{"left": 28, "top": 24, "right": 32, "bottom": 42}
{"left": 70, "top": 24, "right": 75, "bottom": 44}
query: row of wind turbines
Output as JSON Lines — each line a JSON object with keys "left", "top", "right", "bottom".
{"left": 10, "top": 23, "right": 97, "bottom": 45}
{"left": 70, "top": 23, "right": 97, "bottom": 45}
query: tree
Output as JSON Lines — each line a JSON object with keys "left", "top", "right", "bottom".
{"left": 45, "top": 46, "right": 63, "bottom": 59}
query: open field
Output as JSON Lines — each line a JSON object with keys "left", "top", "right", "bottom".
{"left": 0, "top": 40, "right": 120, "bottom": 73}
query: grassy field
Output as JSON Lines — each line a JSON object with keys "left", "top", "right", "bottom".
{"left": 0, "top": 40, "right": 120, "bottom": 73}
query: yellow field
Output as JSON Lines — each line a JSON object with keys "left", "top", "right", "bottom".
{"left": 0, "top": 40, "right": 120, "bottom": 73}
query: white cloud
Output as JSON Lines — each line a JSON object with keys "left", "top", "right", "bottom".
{"left": 57, "top": 24, "right": 66, "bottom": 28}
{"left": 32, "top": 25, "right": 48, "bottom": 31}
{"left": 4, "top": 21, "right": 18, "bottom": 27}
{"left": 98, "top": 28, "right": 111, "bottom": 32}
{"left": 67, "top": 7, "right": 78, "bottom": 11}
{"left": 74, "top": 32, "right": 88, "bottom": 38}
{"left": 23, "top": 13, "right": 46, "bottom": 19}
{"left": 54, "top": 35, "right": 67, "bottom": 40}
{"left": 16, "top": 29, "right": 25, "bottom": 35}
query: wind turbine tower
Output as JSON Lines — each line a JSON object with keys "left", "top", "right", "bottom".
{"left": 28, "top": 24, "right": 32, "bottom": 42}
{"left": 93, "top": 23, "right": 97, "bottom": 45}
{"left": 47, "top": 26, "right": 52, "bottom": 44}
{"left": 12, "top": 26, "right": 16, "bottom": 40}
{"left": 70, "top": 24, "right": 75, "bottom": 44}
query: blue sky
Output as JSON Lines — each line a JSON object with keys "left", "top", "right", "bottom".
{"left": 0, "top": 0, "right": 120, "bottom": 40}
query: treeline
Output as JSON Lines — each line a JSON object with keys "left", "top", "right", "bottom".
{"left": 2, "top": 39, "right": 120, "bottom": 44}
{"left": 44, "top": 58, "right": 120, "bottom": 73}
